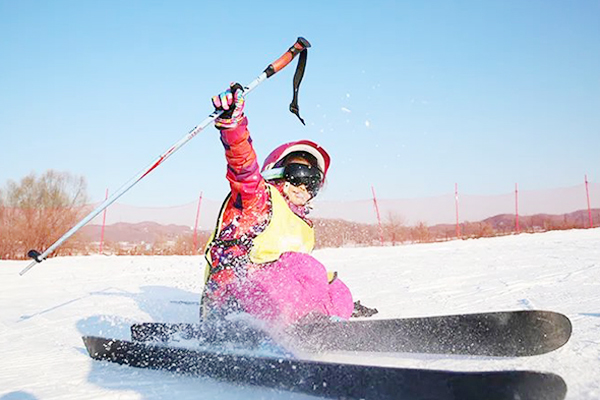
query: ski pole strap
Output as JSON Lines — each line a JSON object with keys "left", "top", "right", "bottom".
{"left": 289, "top": 48, "right": 308, "bottom": 125}
{"left": 264, "top": 37, "right": 311, "bottom": 125}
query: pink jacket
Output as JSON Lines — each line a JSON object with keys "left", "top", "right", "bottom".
{"left": 205, "top": 118, "right": 310, "bottom": 296}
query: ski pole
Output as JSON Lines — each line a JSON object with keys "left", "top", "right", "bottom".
{"left": 20, "top": 37, "right": 311, "bottom": 276}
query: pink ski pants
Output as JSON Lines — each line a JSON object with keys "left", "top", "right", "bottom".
{"left": 230, "top": 252, "right": 354, "bottom": 326}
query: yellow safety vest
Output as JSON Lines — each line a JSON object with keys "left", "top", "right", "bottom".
{"left": 249, "top": 185, "right": 315, "bottom": 263}
{"left": 204, "top": 185, "right": 314, "bottom": 279}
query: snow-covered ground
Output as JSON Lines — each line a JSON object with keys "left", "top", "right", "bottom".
{"left": 1, "top": 228, "right": 599, "bottom": 399}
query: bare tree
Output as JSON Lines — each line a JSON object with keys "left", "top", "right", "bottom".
{"left": 0, "top": 170, "right": 89, "bottom": 259}
{"left": 385, "top": 211, "right": 407, "bottom": 246}
{"left": 410, "top": 221, "right": 431, "bottom": 243}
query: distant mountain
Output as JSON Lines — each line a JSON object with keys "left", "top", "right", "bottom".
{"left": 81, "top": 209, "right": 599, "bottom": 246}
{"left": 482, "top": 209, "right": 600, "bottom": 231}
{"left": 428, "top": 209, "right": 599, "bottom": 238}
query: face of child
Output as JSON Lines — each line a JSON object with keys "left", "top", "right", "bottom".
{"left": 282, "top": 157, "right": 313, "bottom": 206}
{"left": 283, "top": 181, "right": 312, "bottom": 206}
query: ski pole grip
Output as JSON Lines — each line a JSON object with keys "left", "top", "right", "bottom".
{"left": 264, "top": 37, "right": 311, "bottom": 78}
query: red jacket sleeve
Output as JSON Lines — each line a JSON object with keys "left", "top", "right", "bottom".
{"left": 219, "top": 117, "right": 269, "bottom": 215}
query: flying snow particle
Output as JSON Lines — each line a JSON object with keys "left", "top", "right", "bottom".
{"left": 365, "top": 120, "right": 371, "bottom": 128}
{"left": 341, "top": 107, "right": 351, "bottom": 113}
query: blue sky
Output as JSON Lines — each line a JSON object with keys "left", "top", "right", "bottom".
{"left": 1, "top": 0, "right": 599, "bottom": 206}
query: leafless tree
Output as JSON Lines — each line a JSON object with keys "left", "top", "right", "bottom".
{"left": 385, "top": 211, "right": 407, "bottom": 246}
{"left": 0, "top": 170, "right": 88, "bottom": 259}
{"left": 410, "top": 221, "right": 431, "bottom": 243}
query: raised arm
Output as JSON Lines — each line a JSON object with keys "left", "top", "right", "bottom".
{"left": 212, "top": 84, "right": 268, "bottom": 210}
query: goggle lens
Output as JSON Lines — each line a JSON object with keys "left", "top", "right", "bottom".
{"left": 283, "top": 163, "right": 322, "bottom": 196}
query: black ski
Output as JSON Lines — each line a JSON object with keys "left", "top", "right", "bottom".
{"left": 83, "top": 336, "right": 567, "bottom": 400}
{"left": 131, "top": 310, "right": 572, "bottom": 357}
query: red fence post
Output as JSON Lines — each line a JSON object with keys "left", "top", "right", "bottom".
{"left": 371, "top": 186, "right": 384, "bottom": 246}
{"left": 585, "top": 175, "right": 593, "bottom": 228}
{"left": 455, "top": 183, "right": 461, "bottom": 238}
{"left": 515, "top": 183, "right": 520, "bottom": 233}
{"left": 193, "top": 192, "right": 203, "bottom": 252}
{"left": 99, "top": 189, "right": 108, "bottom": 254}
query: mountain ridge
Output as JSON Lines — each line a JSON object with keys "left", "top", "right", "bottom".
{"left": 81, "top": 208, "right": 599, "bottom": 245}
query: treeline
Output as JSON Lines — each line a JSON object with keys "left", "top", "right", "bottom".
{"left": 313, "top": 218, "right": 435, "bottom": 248}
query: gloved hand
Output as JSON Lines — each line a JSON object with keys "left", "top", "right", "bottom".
{"left": 212, "top": 82, "right": 245, "bottom": 130}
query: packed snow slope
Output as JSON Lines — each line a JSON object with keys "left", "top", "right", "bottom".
{"left": 1, "top": 228, "right": 599, "bottom": 400}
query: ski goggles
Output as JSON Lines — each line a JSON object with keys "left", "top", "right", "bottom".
{"left": 284, "top": 163, "right": 323, "bottom": 196}
{"left": 262, "top": 163, "right": 323, "bottom": 196}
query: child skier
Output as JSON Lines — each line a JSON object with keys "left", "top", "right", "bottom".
{"left": 201, "top": 83, "right": 369, "bottom": 326}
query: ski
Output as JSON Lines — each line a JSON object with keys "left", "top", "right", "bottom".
{"left": 83, "top": 335, "right": 567, "bottom": 400}
{"left": 131, "top": 310, "right": 572, "bottom": 357}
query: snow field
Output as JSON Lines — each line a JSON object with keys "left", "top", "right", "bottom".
{"left": 1, "top": 228, "right": 599, "bottom": 399}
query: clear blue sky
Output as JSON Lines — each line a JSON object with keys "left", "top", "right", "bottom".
{"left": 1, "top": 0, "right": 599, "bottom": 206}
